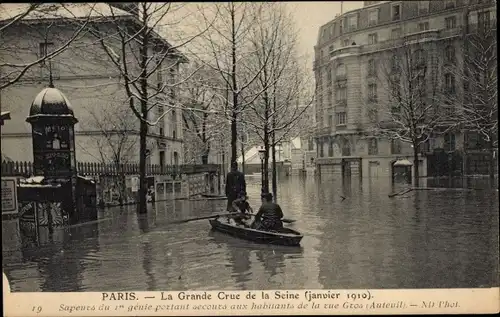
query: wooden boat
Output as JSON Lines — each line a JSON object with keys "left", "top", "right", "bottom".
{"left": 209, "top": 216, "right": 303, "bottom": 247}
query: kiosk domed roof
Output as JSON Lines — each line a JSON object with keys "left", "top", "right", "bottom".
{"left": 29, "top": 87, "right": 74, "bottom": 116}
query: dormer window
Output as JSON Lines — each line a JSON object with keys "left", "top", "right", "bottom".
{"left": 418, "top": 1, "right": 429, "bottom": 14}
{"left": 392, "top": 4, "right": 401, "bottom": 21}
{"left": 347, "top": 14, "right": 358, "bottom": 31}
{"left": 368, "top": 9, "right": 379, "bottom": 26}
{"left": 445, "top": 0, "right": 456, "bottom": 9}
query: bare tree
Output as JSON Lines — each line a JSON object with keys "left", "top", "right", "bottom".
{"left": 192, "top": 3, "right": 279, "bottom": 167}
{"left": 370, "top": 38, "right": 452, "bottom": 186}
{"left": 0, "top": 3, "right": 98, "bottom": 89}
{"left": 88, "top": 3, "right": 215, "bottom": 214}
{"left": 451, "top": 8, "right": 497, "bottom": 178}
{"left": 180, "top": 62, "right": 226, "bottom": 164}
{"left": 79, "top": 99, "right": 138, "bottom": 204}
{"left": 243, "top": 4, "right": 313, "bottom": 196}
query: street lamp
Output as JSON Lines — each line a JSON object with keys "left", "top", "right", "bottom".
{"left": 258, "top": 146, "right": 266, "bottom": 193}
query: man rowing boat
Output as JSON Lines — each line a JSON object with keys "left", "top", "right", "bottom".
{"left": 251, "top": 192, "right": 284, "bottom": 232}
{"left": 231, "top": 191, "right": 253, "bottom": 227}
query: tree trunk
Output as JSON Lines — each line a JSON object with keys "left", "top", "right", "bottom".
{"left": 489, "top": 137, "right": 495, "bottom": 180}
{"left": 137, "top": 12, "right": 149, "bottom": 214}
{"left": 230, "top": 7, "right": 238, "bottom": 167}
{"left": 271, "top": 132, "right": 277, "bottom": 202}
{"left": 240, "top": 135, "right": 245, "bottom": 175}
{"left": 138, "top": 117, "right": 148, "bottom": 214}
{"left": 413, "top": 143, "right": 420, "bottom": 187}
{"left": 263, "top": 122, "right": 270, "bottom": 193}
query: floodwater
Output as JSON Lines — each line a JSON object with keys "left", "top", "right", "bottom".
{"left": 2, "top": 176, "right": 499, "bottom": 292}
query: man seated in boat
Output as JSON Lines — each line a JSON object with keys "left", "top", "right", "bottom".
{"left": 251, "top": 192, "right": 284, "bottom": 232}
{"left": 231, "top": 191, "right": 253, "bottom": 227}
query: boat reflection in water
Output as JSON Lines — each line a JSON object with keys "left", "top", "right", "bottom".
{"left": 207, "top": 230, "right": 304, "bottom": 289}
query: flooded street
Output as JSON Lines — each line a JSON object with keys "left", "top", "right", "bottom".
{"left": 3, "top": 176, "right": 498, "bottom": 292}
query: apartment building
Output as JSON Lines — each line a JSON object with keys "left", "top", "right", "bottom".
{"left": 0, "top": 3, "right": 186, "bottom": 168}
{"left": 313, "top": 0, "right": 496, "bottom": 179}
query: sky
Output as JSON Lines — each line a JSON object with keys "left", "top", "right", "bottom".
{"left": 288, "top": 1, "right": 364, "bottom": 68}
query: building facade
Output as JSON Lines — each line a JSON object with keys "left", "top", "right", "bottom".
{"left": 0, "top": 3, "right": 185, "bottom": 168}
{"left": 313, "top": 0, "right": 497, "bottom": 179}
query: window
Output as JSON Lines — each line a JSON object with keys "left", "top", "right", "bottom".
{"left": 308, "top": 138, "right": 314, "bottom": 151}
{"left": 160, "top": 127, "right": 165, "bottom": 136}
{"left": 445, "top": 73, "right": 455, "bottom": 93}
{"left": 478, "top": 11, "right": 491, "bottom": 29}
{"left": 368, "top": 138, "right": 378, "bottom": 155}
{"left": 39, "top": 42, "right": 54, "bottom": 65}
{"left": 414, "top": 49, "right": 426, "bottom": 67}
{"left": 329, "top": 45, "right": 335, "bottom": 57}
{"left": 444, "top": 133, "right": 456, "bottom": 151}
{"left": 367, "top": 59, "right": 376, "bottom": 76}
{"left": 157, "top": 66, "right": 163, "bottom": 89}
{"left": 390, "top": 81, "right": 401, "bottom": 101}
{"left": 173, "top": 152, "right": 179, "bottom": 166}
{"left": 391, "top": 28, "right": 401, "bottom": 39}
{"left": 347, "top": 15, "right": 358, "bottom": 31}
{"left": 368, "top": 33, "right": 378, "bottom": 44}
{"left": 368, "top": 9, "right": 379, "bottom": 26}
{"left": 392, "top": 4, "right": 401, "bottom": 21}
{"left": 342, "top": 139, "right": 351, "bottom": 156}
{"left": 368, "top": 108, "right": 378, "bottom": 122}
{"left": 336, "top": 112, "right": 347, "bottom": 125}
{"left": 445, "top": 0, "right": 456, "bottom": 9}
{"left": 418, "top": 1, "right": 429, "bottom": 14}
{"left": 391, "top": 140, "right": 402, "bottom": 154}
{"left": 391, "top": 55, "right": 400, "bottom": 72}
{"left": 328, "top": 141, "right": 334, "bottom": 157}
{"left": 328, "top": 114, "right": 333, "bottom": 127}
{"left": 343, "top": 38, "right": 350, "bottom": 47}
{"left": 418, "top": 22, "right": 430, "bottom": 31}
{"left": 368, "top": 83, "right": 377, "bottom": 100}
{"left": 445, "top": 45, "right": 455, "bottom": 64}
{"left": 159, "top": 151, "right": 165, "bottom": 169}
{"left": 336, "top": 63, "right": 347, "bottom": 77}
{"left": 336, "top": 87, "right": 347, "bottom": 102}
{"left": 416, "top": 75, "right": 426, "bottom": 94}
{"left": 445, "top": 16, "right": 457, "bottom": 29}
{"left": 339, "top": 19, "right": 344, "bottom": 34}
{"left": 319, "top": 141, "right": 324, "bottom": 157}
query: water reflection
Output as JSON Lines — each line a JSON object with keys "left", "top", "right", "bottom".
{"left": 2, "top": 176, "right": 498, "bottom": 291}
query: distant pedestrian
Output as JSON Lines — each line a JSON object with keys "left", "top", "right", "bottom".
{"left": 225, "top": 161, "right": 246, "bottom": 211}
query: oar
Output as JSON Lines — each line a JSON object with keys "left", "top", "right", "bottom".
{"left": 169, "top": 212, "right": 236, "bottom": 224}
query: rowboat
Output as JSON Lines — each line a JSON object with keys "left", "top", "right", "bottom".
{"left": 209, "top": 216, "right": 303, "bottom": 247}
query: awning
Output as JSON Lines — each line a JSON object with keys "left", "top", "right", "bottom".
{"left": 1, "top": 111, "right": 11, "bottom": 125}
{"left": 393, "top": 159, "right": 413, "bottom": 167}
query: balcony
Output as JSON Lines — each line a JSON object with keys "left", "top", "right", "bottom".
{"left": 329, "top": 45, "right": 361, "bottom": 61}
{"left": 315, "top": 126, "right": 332, "bottom": 137}
{"left": 404, "top": 30, "right": 440, "bottom": 43}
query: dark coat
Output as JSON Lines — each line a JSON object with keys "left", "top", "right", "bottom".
{"left": 225, "top": 170, "right": 246, "bottom": 197}
{"left": 225, "top": 170, "right": 246, "bottom": 210}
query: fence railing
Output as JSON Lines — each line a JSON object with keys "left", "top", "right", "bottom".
{"left": 1, "top": 161, "right": 219, "bottom": 178}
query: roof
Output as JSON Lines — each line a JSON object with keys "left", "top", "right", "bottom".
{"left": 28, "top": 87, "right": 75, "bottom": 117}
{"left": 394, "top": 159, "right": 413, "bottom": 167}
{"left": 0, "top": 3, "right": 131, "bottom": 21}
{"left": 0, "top": 3, "right": 188, "bottom": 63}
{"left": 1, "top": 111, "right": 11, "bottom": 120}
